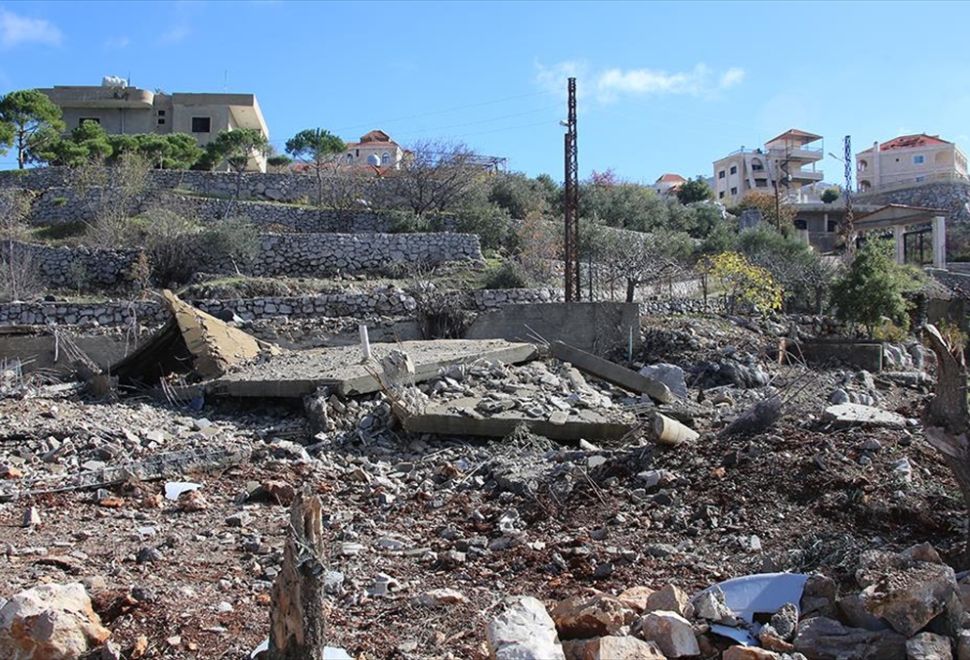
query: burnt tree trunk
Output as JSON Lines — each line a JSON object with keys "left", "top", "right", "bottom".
{"left": 268, "top": 491, "right": 328, "bottom": 659}
{"left": 923, "top": 324, "right": 970, "bottom": 568}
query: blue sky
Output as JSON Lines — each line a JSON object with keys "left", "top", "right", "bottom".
{"left": 1, "top": 1, "right": 969, "bottom": 183}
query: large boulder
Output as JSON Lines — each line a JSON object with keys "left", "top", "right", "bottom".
{"left": 645, "top": 585, "right": 692, "bottom": 618}
{"left": 638, "top": 610, "right": 699, "bottom": 658}
{"left": 486, "top": 596, "right": 565, "bottom": 660}
{"left": 793, "top": 616, "right": 906, "bottom": 660}
{"left": 856, "top": 544, "right": 962, "bottom": 637}
{"left": 0, "top": 582, "right": 110, "bottom": 660}
{"left": 550, "top": 594, "right": 631, "bottom": 640}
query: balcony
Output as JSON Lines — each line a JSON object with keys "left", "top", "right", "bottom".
{"left": 768, "top": 145, "right": 823, "bottom": 162}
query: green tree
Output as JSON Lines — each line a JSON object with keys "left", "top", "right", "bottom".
{"left": 0, "top": 89, "right": 65, "bottom": 169}
{"left": 676, "top": 176, "right": 713, "bottom": 204}
{"left": 203, "top": 128, "right": 270, "bottom": 211}
{"left": 821, "top": 187, "right": 841, "bottom": 204}
{"left": 285, "top": 128, "right": 346, "bottom": 205}
{"left": 831, "top": 238, "right": 924, "bottom": 336}
{"left": 487, "top": 172, "right": 552, "bottom": 219}
{"left": 39, "top": 120, "right": 113, "bottom": 166}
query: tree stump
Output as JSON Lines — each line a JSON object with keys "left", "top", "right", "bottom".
{"left": 268, "top": 491, "right": 328, "bottom": 659}
{"left": 922, "top": 324, "right": 970, "bottom": 567}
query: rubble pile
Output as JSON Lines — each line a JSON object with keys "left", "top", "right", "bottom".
{"left": 0, "top": 310, "right": 966, "bottom": 658}
{"left": 482, "top": 542, "right": 970, "bottom": 659}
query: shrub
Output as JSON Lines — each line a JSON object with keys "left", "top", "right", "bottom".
{"left": 821, "top": 188, "right": 841, "bottom": 204}
{"left": 831, "top": 239, "right": 924, "bottom": 337}
{"left": 483, "top": 260, "right": 531, "bottom": 289}
{"left": 709, "top": 251, "right": 783, "bottom": 316}
{"left": 455, "top": 203, "right": 513, "bottom": 251}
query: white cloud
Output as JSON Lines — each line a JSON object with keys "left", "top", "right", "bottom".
{"left": 536, "top": 60, "right": 745, "bottom": 104}
{"left": 104, "top": 35, "right": 130, "bottom": 49}
{"left": 719, "top": 67, "right": 745, "bottom": 89}
{"left": 158, "top": 24, "right": 190, "bottom": 44}
{"left": 0, "top": 7, "right": 62, "bottom": 49}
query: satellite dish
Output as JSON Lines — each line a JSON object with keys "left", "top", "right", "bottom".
{"left": 367, "top": 154, "right": 381, "bottom": 167}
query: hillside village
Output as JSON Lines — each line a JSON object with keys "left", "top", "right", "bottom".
{"left": 3, "top": 75, "right": 970, "bottom": 660}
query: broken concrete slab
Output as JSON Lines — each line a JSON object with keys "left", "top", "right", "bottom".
{"left": 110, "top": 291, "right": 276, "bottom": 385}
{"left": 213, "top": 339, "right": 537, "bottom": 398}
{"left": 823, "top": 403, "right": 906, "bottom": 429}
{"left": 550, "top": 341, "right": 673, "bottom": 403}
{"left": 401, "top": 395, "right": 633, "bottom": 442}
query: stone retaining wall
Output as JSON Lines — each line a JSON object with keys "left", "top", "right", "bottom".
{"left": 0, "top": 167, "right": 389, "bottom": 205}
{"left": 244, "top": 232, "right": 481, "bottom": 277}
{"left": 5, "top": 241, "right": 143, "bottom": 289}
{"left": 0, "top": 288, "right": 721, "bottom": 328}
{"left": 856, "top": 181, "right": 970, "bottom": 225}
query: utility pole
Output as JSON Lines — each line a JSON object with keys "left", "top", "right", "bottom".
{"left": 563, "top": 77, "right": 580, "bottom": 302}
{"left": 842, "top": 135, "right": 856, "bottom": 257}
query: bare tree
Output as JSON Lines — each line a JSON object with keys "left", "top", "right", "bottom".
{"left": 614, "top": 234, "right": 685, "bottom": 303}
{"left": 0, "top": 188, "right": 42, "bottom": 301}
{"left": 387, "top": 140, "right": 484, "bottom": 216}
{"left": 74, "top": 152, "right": 152, "bottom": 245}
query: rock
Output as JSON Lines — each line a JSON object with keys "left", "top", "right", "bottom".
{"left": 906, "top": 632, "right": 952, "bottom": 660}
{"left": 793, "top": 616, "right": 906, "bottom": 659}
{"left": 617, "top": 586, "right": 655, "bottom": 613}
{"left": 856, "top": 546, "right": 961, "bottom": 637}
{"left": 0, "top": 582, "right": 111, "bottom": 659}
{"left": 550, "top": 594, "right": 630, "bottom": 639}
{"left": 769, "top": 602, "right": 798, "bottom": 640}
{"left": 177, "top": 489, "right": 208, "bottom": 512}
{"left": 645, "top": 585, "right": 691, "bottom": 617}
{"left": 486, "top": 596, "right": 565, "bottom": 660}
{"left": 563, "top": 635, "right": 665, "bottom": 660}
{"left": 136, "top": 547, "right": 163, "bottom": 564}
{"left": 640, "top": 363, "right": 688, "bottom": 399}
{"left": 691, "top": 586, "right": 735, "bottom": 624}
{"left": 837, "top": 593, "right": 888, "bottom": 631}
{"left": 416, "top": 588, "right": 468, "bottom": 607}
{"left": 829, "top": 389, "right": 850, "bottom": 404}
{"left": 225, "top": 511, "right": 251, "bottom": 527}
{"left": 957, "top": 630, "right": 970, "bottom": 660}
{"left": 723, "top": 647, "right": 783, "bottom": 660}
{"left": 823, "top": 403, "right": 906, "bottom": 429}
{"left": 800, "top": 573, "right": 838, "bottom": 619}
{"left": 638, "top": 610, "right": 699, "bottom": 658}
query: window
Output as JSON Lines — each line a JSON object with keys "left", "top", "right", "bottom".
{"left": 191, "top": 117, "right": 211, "bottom": 133}
{"left": 355, "top": 149, "right": 359, "bottom": 157}
{"left": 381, "top": 152, "right": 390, "bottom": 165}
{"left": 157, "top": 110, "right": 166, "bottom": 117}
{"left": 755, "top": 180, "right": 768, "bottom": 187}
{"left": 913, "top": 154, "right": 925, "bottom": 164}
{"left": 345, "top": 153, "right": 353, "bottom": 163}
{"left": 719, "top": 191, "right": 725, "bottom": 199}
{"left": 157, "top": 118, "right": 165, "bottom": 126}
{"left": 718, "top": 170, "right": 725, "bottom": 179}
{"left": 730, "top": 187, "right": 738, "bottom": 195}
{"left": 79, "top": 117, "right": 100, "bottom": 126}
{"left": 729, "top": 165, "right": 737, "bottom": 175}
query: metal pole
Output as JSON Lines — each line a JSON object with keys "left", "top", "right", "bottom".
{"left": 563, "top": 77, "right": 580, "bottom": 301}
{"left": 843, "top": 135, "right": 855, "bottom": 257}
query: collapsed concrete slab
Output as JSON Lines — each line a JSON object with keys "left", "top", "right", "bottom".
{"left": 212, "top": 339, "right": 537, "bottom": 398}
{"left": 110, "top": 290, "right": 276, "bottom": 385}
{"left": 550, "top": 341, "right": 673, "bottom": 403}
{"left": 400, "top": 395, "right": 633, "bottom": 442}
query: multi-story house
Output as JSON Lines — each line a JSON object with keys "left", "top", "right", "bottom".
{"left": 340, "top": 130, "right": 406, "bottom": 170}
{"left": 38, "top": 77, "right": 270, "bottom": 171}
{"left": 712, "top": 129, "right": 824, "bottom": 205}
{"left": 855, "top": 134, "right": 968, "bottom": 191}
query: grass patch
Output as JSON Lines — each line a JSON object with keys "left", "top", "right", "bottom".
{"left": 28, "top": 222, "right": 88, "bottom": 243}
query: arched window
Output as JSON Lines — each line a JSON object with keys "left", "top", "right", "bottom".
{"left": 381, "top": 152, "right": 391, "bottom": 165}
{"left": 858, "top": 159, "right": 868, "bottom": 172}
{"left": 345, "top": 153, "right": 353, "bottom": 163}
{"left": 859, "top": 180, "right": 871, "bottom": 192}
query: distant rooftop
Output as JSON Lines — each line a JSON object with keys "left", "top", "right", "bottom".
{"left": 879, "top": 133, "right": 951, "bottom": 150}
{"left": 766, "top": 128, "right": 823, "bottom": 145}
{"left": 656, "top": 173, "right": 686, "bottom": 184}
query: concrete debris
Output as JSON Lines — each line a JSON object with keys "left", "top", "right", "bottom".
{"left": 550, "top": 341, "right": 673, "bottom": 403}
{"left": 0, "top": 582, "right": 111, "bottom": 659}
{"left": 639, "top": 363, "right": 688, "bottom": 399}
{"left": 486, "top": 596, "right": 566, "bottom": 660}
{"left": 823, "top": 402, "right": 907, "bottom": 429}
